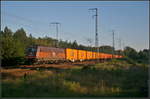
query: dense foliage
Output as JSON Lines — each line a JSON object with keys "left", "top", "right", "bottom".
{"left": 0, "top": 26, "right": 149, "bottom": 66}
{"left": 124, "top": 46, "right": 149, "bottom": 64}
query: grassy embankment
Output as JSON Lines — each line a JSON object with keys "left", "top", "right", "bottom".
{"left": 1, "top": 59, "right": 149, "bottom": 97}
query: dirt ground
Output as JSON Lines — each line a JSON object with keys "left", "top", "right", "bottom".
{"left": 0, "top": 60, "right": 103, "bottom": 78}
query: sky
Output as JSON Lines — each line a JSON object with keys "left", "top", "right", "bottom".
{"left": 1, "top": 1, "right": 149, "bottom": 51}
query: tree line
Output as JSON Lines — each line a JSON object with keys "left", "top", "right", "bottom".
{"left": 0, "top": 27, "right": 149, "bottom": 66}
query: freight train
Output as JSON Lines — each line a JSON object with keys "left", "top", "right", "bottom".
{"left": 26, "top": 45, "right": 123, "bottom": 64}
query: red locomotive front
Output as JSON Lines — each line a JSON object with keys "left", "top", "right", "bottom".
{"left": 26, "top": 45, "right": 66, "bottom": 64}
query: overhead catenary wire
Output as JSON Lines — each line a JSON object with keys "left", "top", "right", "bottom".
{"left": 1, "top": 11, "right": 75, "bottom": 42}
{"left": 1, "top": 11, "right": 48, "bottom": 25}
{"left": 1, "top": 3, "right": 145, "bottom": 7}
{"left": 1, "top": 11, "right": 51, "bottom": 37}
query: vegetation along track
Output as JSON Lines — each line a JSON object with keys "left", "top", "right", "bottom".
{"left": 1, "top": 59, "right": 148, "bottom": 97}
{"left": 2, "top": 60, "right": 106, "bottom": 70}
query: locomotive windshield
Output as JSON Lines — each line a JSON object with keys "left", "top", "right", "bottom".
{"left": 26, "top": 46, "right": 37, "bottom": 57}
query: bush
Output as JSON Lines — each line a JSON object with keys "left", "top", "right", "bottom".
{"left": 2, "top": 57, "right": 25, "bottom": 66}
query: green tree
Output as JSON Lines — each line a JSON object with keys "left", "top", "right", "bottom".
{"left": 1, "top": 27, "right": 15, "bottom": 59}
{"left": 13, "top": 28, "right": 28, "bottom": 52}
{"left": 1, "top": 27, "right": 25, "bottom": 66}
{"left": 71, "top": 40, "right": 78, "bottom": 49}
{"left": 13, "top": 28, "right": 27, "bottom": 42}
{"left": 124, "top": 46, "right": 139, "bottom": 61}
{"left": 138, "top": 49, "right": 150, "bottom": 64}
{"left": 27, "top": 34, "right": 36, "bottom": 46}
{"left": 99, "top": 45, "right": 114, "bottom": 54}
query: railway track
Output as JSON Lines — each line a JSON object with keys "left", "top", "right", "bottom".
{"left": 2, "top": 60, "right": 108, "bottom": 71}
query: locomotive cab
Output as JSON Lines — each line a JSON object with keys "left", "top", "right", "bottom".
{"left": 26, "top": 45, "right": 37, "bottom": 58}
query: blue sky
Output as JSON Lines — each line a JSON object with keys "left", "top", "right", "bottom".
{"left": 1, "top": 1, "right": 149, "bottom": 51}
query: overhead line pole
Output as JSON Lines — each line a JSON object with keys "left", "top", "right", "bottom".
{"left": 50, "top": 22, "right": 61, "bottom": 48}
{"left": 112, "top": 30, "right": 115, "bottom": 59}
{"left": 118, "top": 38, "right": 122, "bottom": 55}
{"left": 119, "top": 38, "right": 121, "bottom": 50}
{"left": 89, "top": 8, "right": 99, "bottom": 61}
{"left": 122, "top": 40, "right": 125, "bottom": 57}
{"left": 95, "top": 8, "right": 98, "bottom": 48}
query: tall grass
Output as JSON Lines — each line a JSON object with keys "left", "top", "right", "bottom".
{"left": 1, "top": 60, "right": 148, "bottom": 97}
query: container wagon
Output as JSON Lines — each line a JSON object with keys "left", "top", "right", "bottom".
{"left": 26, "top": 45, "right": 123, "bottom": 64}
